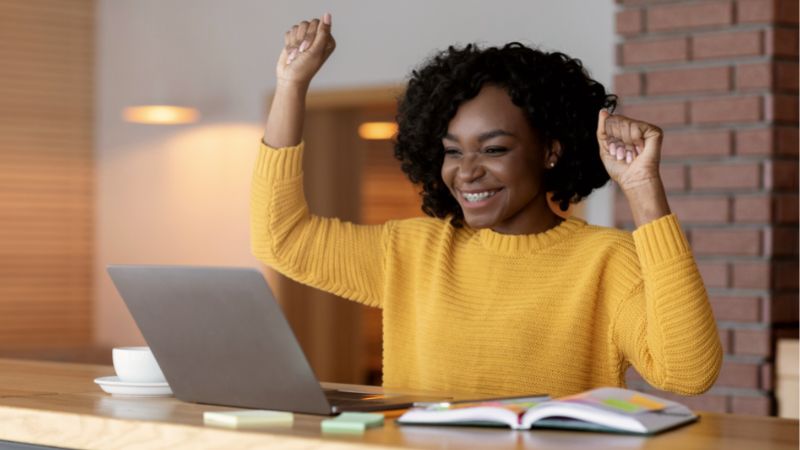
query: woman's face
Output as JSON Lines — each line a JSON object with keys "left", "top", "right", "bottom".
{"left": 441, "top": 84, "right": 558, "bottom": 235}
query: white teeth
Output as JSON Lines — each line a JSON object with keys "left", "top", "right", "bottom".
{"left": 462, "top": 190, "right": 497, "bottom": 202}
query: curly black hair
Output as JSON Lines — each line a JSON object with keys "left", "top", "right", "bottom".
{"left": 394, "top": 42, "right": 617, "bottom": 226}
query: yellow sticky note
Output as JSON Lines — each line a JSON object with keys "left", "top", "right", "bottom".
{"left": 203, "top": 410, "right": 293, "bottom": 429}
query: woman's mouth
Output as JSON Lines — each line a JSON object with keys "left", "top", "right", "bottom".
{"left": 460, "top": 189, "right": 501, "bottom": 207}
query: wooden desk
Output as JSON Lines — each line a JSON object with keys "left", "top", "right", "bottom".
{"left": 0, "top": 359, "right": 796, "bottom": 450}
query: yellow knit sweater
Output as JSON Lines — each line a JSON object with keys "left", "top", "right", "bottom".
{"left": 251, "top": 142, "right": 722, "bottom": 398}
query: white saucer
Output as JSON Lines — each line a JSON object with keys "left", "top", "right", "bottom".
{"left": 94, "top": 376, "right": 173, "bottom": 397}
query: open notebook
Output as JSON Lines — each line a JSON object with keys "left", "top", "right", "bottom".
{"left": 397, "top": 387, "right": 697, "bottom": 435}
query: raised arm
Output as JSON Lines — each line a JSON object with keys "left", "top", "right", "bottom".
{"left": 264, "top": 13, "right": 335, "bottom": 147}
{"left": 597, "top": 111, "right": 722, "bottom": 394}
{"left": 252, "top": 14, "right": 389, "bottom": 308}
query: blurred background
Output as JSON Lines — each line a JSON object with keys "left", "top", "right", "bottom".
{"left": 0, "top": 0, "right": 796, "bottom": 418}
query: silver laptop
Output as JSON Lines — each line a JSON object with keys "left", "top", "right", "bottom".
{"left": 107, "top": 265, "right": 448, "bottom": 415}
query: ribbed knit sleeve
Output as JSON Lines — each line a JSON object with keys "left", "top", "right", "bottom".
{"left": 612, "top": 214, "right": 722, "bottom": 395}
{"left": 250, "top": 142, "right": 390, "bottom": 308}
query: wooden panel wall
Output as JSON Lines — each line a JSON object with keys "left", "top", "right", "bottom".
{"left": 0, "top": 0, "right": 94, "bottom": 351}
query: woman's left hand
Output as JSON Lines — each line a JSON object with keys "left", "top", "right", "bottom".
{"left": 596, "top": 110, "right": 663, "bottom": 193}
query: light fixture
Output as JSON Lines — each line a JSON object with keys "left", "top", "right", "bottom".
{"left": 358, "top": 122, "right": 397, "bottom": 140}
{"left": 123, "top": 105, "right": 200, "bottom": 125}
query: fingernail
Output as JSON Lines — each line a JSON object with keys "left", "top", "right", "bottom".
{"left": 299, "top": 41, "right": 309, "bottom": 52}
{"left": 626, "top": 152, "right": 633, "bottom": 164}
{"left": 287, "top": 49, "right": 297, "bottom": 63}
{"left": 323, "top": 12, "right": 331, "bottom": 25}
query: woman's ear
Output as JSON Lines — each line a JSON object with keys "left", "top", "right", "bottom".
{"left": 546, "top": 140, "right": 562, "bottom": 168}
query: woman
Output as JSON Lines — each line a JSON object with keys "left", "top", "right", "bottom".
{"left": 252, "top": 13, "right": 722, "bottom": 398}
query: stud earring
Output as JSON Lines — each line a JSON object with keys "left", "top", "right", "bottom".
{"left": 549, "top": 161, "right": 556, "bottom": 168}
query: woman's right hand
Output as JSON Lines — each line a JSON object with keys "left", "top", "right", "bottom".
{"left": 276, "top": 13, "right": 336, "bottom": 88}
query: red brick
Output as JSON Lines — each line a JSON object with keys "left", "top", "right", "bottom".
{"left": 764, "top": 160, "right": 799, "bottom": 190}
{"left": 693, "top": 228, "right": 762, "bottom": 256}
{"left": 710, "top": 296, "right": 762, "bottom": 321}
{"left": 738, "top": 0, "right": 799, "bottom": 24}
{"left": 661, "top": 164, "right": 687, "bottom": 191}
{"left": 736, "top": 128, "right": 773, "bottom": 155}
{"left": 671, "top": 196, "right": 730, "bottom": 223}
{"left": 738, "top": 0, "right": 779, "bottom": 23}
{"left": 690, "top": 162, "right": 761, "bottom": 190}
{"left": 736, "top": 0, "right": 797, "bottom": 24}
{"left": 769, "top": 293, "right": 800, "bottom": 323}
{"left": 719, "top": 328, "right": 732, "bottom": 354}
{"left": 776, "top": 61, "right": 799, "bottom": 92}
{"left": 616, "top": 9, "right": 644, "bottom": 35}
{"left": 623, "top": 101, "right": 687, "bottom": 126}
{"left": 766, "top": 28, "right": 799, "bottom": 57}
{"left": 648, "top": 2, "right": 733, "bottom": 32}
{"left": 698, "top": 261, "right": 729, "bottom": 288}
{"left": 775, "top": 194, "right": 799, "bottom": 223}
{"left": 621, "top": 38, "right": 689, "bottom": 65}
{"left": 690, "top": 96, "right": 763, "bottom": 124}
{"left": 774, "top": 260, "right": 799, "bottom": 289}
{"left": 693, "top": 30, "right": 763, "bottom": 59}
{"left": 736, "top": 62, "right": 773, "bottom": 90}
{"left": 779, "top": 0, "right": 800, "bottom": 23}
{"left": 776, "top": 127, "right": 798, "bottom": 156}
{"left": 664, "top": 129, "right": 732, "bottom": 158}
{"left": 761, "top": 363, "right": 774, "bottom": 391}
{"left": 733, "top": 328, "right": 771, "bottom": 356}
{"left": 766, "top": 226, "right": 799, "bottom": 256}
{"left": 766, "top": 94, "right": 799, "bottom": 123}
{"left": 614, "top": 72, "right": 643, "bottom": 96}
{"left": 647, "top": 66, "right": 731, "bottom": 95}
{"left": 732, "top": 260, "right": 771, "bottom": 289}
{"left": 675, "top": 394, "right": 728, "bottom": 413}
{"left": 734, "top": 195, "right": 772, "bottom": 222}
{"left": 717, "top": 361, "right": 760, "bottom": 389}
{"left": 731, "top": 395, "right": 772, "bottom": 415}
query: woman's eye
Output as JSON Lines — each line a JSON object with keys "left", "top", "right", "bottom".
{"left": 443, "top": 148, "right": 460, "bottom": 156}
{"left": 484, "top": 146, "right": 508, "bottom": 154}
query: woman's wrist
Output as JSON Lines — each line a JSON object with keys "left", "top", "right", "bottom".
{"left": 623, "top": 177, "right": 671, "bottom": 228}
{"left": 263, "top": 80, "right": 309, "bottom": 148}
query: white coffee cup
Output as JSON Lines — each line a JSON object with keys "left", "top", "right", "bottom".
{"left": 112, "top": 346, "right": 167, "bottom": 383}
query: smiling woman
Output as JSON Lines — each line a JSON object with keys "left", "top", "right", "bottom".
{"left": 251, "top": 13, "right": 723, "bottom": 399}
{"left": 439, "top": 85, "right": 559, "bottom": 234}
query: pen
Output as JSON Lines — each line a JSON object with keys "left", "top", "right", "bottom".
{"left": 413, "top": 394, "right": 550, "bottom": 408}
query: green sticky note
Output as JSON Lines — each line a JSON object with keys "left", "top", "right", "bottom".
{"left": 321, "top": 412, "right": 385, "bottom": 434}
{"left": 602, "top": 398, "right": 642, "bottom": 413}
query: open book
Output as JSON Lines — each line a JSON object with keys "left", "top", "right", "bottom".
{"left": 397, "top": 387, "right": 697, "bottom": 435}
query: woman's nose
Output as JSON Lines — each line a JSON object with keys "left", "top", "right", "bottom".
{"left": 457, "top": 154, "right": 485, "bottom": 181}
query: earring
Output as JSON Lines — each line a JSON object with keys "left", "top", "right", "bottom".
{"left": 549, "top": 161, "right": 556, "bottom": 168}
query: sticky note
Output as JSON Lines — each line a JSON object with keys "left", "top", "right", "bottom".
{"left": 203, "top": 410, "right": 293, "bottom": 429}
{"left": 629, "top": 394, "right": 666, "bottom": 411}
{"left": 321, "top": 412, "right": 384, "bottom": 433}
{"left": 602, "top": 398, "right": 642, "bottom": 413}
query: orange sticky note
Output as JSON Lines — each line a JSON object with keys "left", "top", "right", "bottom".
{"left": 629, "top": 394, "right": 665, "bottom": 411}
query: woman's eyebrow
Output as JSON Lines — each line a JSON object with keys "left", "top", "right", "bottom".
{"left": 443, "top": 129, "right": 516, "bottom": 142}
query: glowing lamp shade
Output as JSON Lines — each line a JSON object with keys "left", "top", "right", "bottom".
{"left": 358, "top": 122, "right": 397, "bottom": 140}
{"left": 123, "top": 105, "right": 199, "bottom": 125}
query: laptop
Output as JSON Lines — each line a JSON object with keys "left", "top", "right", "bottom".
{"left": 107, "top": 265, "right": 449, "bottom": 415}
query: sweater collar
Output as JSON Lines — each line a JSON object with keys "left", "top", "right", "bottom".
{"left": 476, "top": 217, "right": 586, "bottom": 254}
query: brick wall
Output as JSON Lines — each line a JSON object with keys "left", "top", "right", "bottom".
{"left": 614, "top": 0, "right": 799, "bottom": 415}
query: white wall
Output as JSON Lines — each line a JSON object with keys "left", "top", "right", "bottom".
{"left": 95, "top": 0, "right": 615, "bottom": 347}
